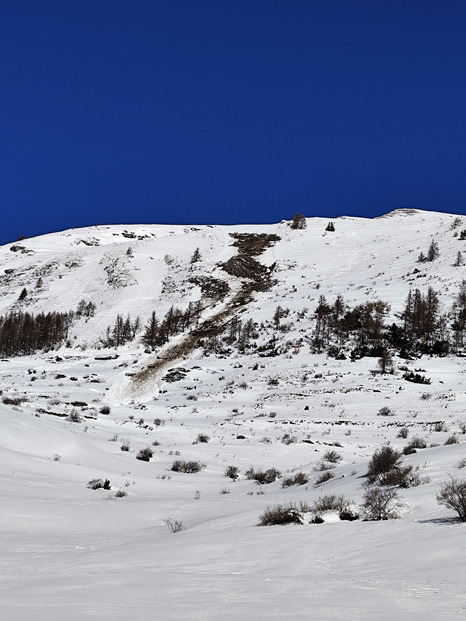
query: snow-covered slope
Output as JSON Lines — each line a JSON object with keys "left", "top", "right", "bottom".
{"left": 1, "top": 209, "right": 465, "bottom": 620}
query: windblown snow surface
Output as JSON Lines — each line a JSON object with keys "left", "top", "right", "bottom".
{"left": 0, "top": 210, "right": 465, "bottom": 620}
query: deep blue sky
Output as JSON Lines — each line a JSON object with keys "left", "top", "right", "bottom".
{"left": 1, "top": 1, "right": 466, "bottom": 244}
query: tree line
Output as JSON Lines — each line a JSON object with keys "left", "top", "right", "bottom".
{"left": 0, "top": 311, "right": 73, "bottom": 356}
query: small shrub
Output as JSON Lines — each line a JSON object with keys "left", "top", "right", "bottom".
{"left": 281, "top": 433, "right": 297, "bottom": 445}
{"left": 457, "top": 458, "right": 466, "bottom": 469}
{"left": 313, "top": 494, "right": 350, "bottom": 513}
{"left": 120, "top": 441, "right": 130, "bottom": 452}
{"left": 136, "top": 447, "right": 154, "bottom": 462}
{"left": 397, "top": 427, "right": 409, "bottom": 439}
{"left": 377, "top": 406, "right": 394, "bottom": 417}
{"left": 115, "top": 489, "right": 128, "bottom": 498}
{"left": 67, "top": 410, "right": 83, "bottom": 423}
{"left": 314, "top": 471, "right": 334, "bottom": 486}
{"left": 362, "top": 485, "right": 400, "bottom": 520}
{"left": 403, "top": 437, "right": 427, "bottom": 455}
{"left": 219, "top": 488, "right": 230, "bottom": 494}
{"left": 164, "top": 517, "right": 184, "bottom": 533}
{"left": 224, "top": 465, "right": 240, "bottom": 480}
{"left": 293, "top": 471, "right": 309, "bottom": 485}
{"left": 445, "top": 434, "right": 459, "bottom": 445}
{"left": 403, "top": 371, "right": 431, "bottom": 385}
{"left": 245, "top": 466, "right": 281, "bottom": 484}
{"left": 367, "top": 445, "right": 420, "bottom": 488}
{"left": 323, "top": 449, "right": 342, "bottom": 464}
{"left": 259, "top": 503, "right": 303, "bottom": 526}
{"left": 171, "top": 460, "right": 204, "bottom": 473}
{"left": 380, "top": 464, "right": 420, "bottom": 488}
{"left": 367, "top": 446, "right": 401, "bottom": 483}
{"left": 436, "top": 477, "right": 466, "bottom": 521}
{"left": 195, "top": 433, "right": 210, "bottom": 443}
{"left": 281, "top": 471, "right": 309, "bottom": 488}
{"left": 411, "top": 436, "right": 427, "bottom": 448}
{"left": 2, "top": 396, "right": 27, "bottom": 406}
{"left": 99, "top": 405, "right": 111, "bottom": 414}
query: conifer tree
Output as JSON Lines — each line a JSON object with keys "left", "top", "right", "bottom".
{"left": 291, "top": 213, "right": 306, "bottom": 229}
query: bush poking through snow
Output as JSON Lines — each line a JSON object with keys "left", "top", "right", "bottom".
{"left": 171, "top": 460, "right": 205, "bottom": 473}
{"left": 403, "top": 371, "right": 431, "bottom": 385}
{"left": 367, "top": 445, "right": 420, "bottom": 487}
{"left": 403, "top": 437, "right": 427, "bottom": 455}
{"left": 259, "top": 503, "right": 303, "bottom": 526}
{"left": 397, "top": 427, "right": 409, "bottom": 439}
{"left": 377, "top": 406, "right": 394, "bottom": 417}
{"left": 323, "top": 449, "right": 342, "bottom": 464}
{"left": 367, "top": 445, "right": 399, "bottom": 482}
{"left": 2, "top": 396, "right": 28, "bottom": 405}
{"left": 194, "top": 433, "right": 210, "bottom": 444}
{"left": 67, "top": 409, "right": 83, "bottom": 423}
{"left": 164, "top": 518, "right": 184, "bottom": 533}
{"left": 136, "top": 447, "right": 154, "bottom": 462}
{"left": 314, "top": 471, "right": 334, "bottom": 486}
{"left": 313, "top": 494, "right": 351, "bottom": 514}
{"left": 245, "top": 466, "right": 281, "bottom": 484}
{"left": 361, "top": 485, "right": 400, "bottom": 520}
{"left": 224, "top": 465, "right": 240, "bottom": 480}
{"left": 281, "top": 471, "right": 309, "bottom": 488}
{"left": 436, "top": 477, "right": 466, "bottom": 521}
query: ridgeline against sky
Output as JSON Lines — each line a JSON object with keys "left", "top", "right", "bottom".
{"left": 1, "top": 0, "right": 465, "bottom": 244}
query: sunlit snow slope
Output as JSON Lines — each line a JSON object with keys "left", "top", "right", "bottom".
{"left": 1, "top": 209, "right": 465, "bottom": 620}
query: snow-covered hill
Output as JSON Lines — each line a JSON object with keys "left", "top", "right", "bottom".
{"left": 1, "top": 209, "right": 466, "bottom": 620}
